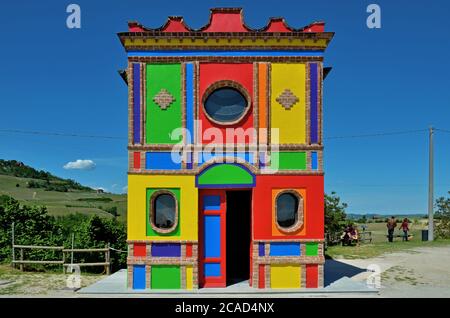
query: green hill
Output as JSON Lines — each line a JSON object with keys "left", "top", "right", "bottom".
{"left": 0, "top": 160, "right": 127, "bottom": 222}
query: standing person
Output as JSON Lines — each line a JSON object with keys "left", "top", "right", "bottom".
{"left": 386, "top": 216, "right": 397, "bottom": 242}
{"left": 399, "top": 218, "right": 410, "bottom": 241}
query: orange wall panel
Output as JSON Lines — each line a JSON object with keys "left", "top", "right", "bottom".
{"left": 258, "top": 63, "right": 267, "bottom": 144}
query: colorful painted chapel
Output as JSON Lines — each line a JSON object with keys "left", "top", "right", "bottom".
{"left": 118, "top": 8, "right": 334, "bottom": 290}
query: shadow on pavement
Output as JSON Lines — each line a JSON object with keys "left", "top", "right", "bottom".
{"left": 324, "top": 259, "right": 366, "bottom": 286}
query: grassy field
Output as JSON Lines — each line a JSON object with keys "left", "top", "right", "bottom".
{"left": 326, "top": 220, "right": 450, "bottom": 259}
{"left": 0, "top": 174, "right": 127, "bottom": 222}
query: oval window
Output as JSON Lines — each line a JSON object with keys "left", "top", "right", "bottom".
{"left": 204, "top": 87, "right": 249, "bottom": 124}
{"left": 152, "top": 193, "right": 177, "bottom": 231}
{"left": 276, "top": 192, "right": 300, "bottom": 229}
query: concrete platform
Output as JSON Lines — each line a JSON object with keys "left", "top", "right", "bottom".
{"left": 78, "top": 260, "right": 379, "bottom": 297}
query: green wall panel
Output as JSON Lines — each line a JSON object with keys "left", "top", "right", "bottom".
{"left": 197, "top": 164, "right": 254, "bottom": 186}
{"left": 146, "top": 63, "right": 182, "bottom": 144}
{"left": 305, "top": 243, "right": 319, "bottom": 256}
{"left": 146, "top": 188, "right": 181, "bottom": 237}
{"left": 271, "top": 152, "right": 307, "bottom": 170}
{"left": 151, "top": 265, "right": 181, "bottom": 289}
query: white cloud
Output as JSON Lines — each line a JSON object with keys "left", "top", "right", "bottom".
{"left": 122, "top": 185, "right": 128, "bottom": 193}
{"left": 63, "top": 159, "right": 96, "bottom": 170}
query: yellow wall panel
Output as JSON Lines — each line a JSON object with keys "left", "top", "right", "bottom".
{"left": 127, "top": 174, "right": 198, "bottom": 241}
{"left": 270, "top": 265, "right": 301, "bottom": 288}
{"left": 270, "top": 64, "right": 306, "bottom": 144}
{"left": 186, "top": 266, "right": 193, "bottom": 290}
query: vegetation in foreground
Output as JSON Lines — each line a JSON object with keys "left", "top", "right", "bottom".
{"left": 0, "top": 195, "right": 127, "bottom": 272}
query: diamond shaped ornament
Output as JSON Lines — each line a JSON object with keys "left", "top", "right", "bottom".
{"left": 276, "top": 89, "right": 300, "bottom": 110}
{"left": 153, "top": 89, "right": 175, "bottom": 110}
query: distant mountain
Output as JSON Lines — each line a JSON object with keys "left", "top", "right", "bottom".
{"left": 0, "top": 159, "right": 93, "bottom": 192}
{"left": 347, "top": 213, "right": 427, "bottom": 220}
{"left": 0, "top": 159, "right": 126, "bottom": 221}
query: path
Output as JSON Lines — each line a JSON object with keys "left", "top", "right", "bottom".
{"left": 335, "top": 246, "right": 450, "bottom": 297}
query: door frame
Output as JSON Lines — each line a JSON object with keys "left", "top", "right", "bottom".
{"left": 199, "top": 188, "right": 254, "bottom": 288}
{"left": 198, "top": 189, "right": 227, "bottom": 288}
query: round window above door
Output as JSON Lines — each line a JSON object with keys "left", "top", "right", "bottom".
{"left": 203, "top": 81, "right": 251, "bottom": 125}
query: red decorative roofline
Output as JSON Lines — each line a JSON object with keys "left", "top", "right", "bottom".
{"left": 128, "top": 8, "right": 326, "bottom": 33}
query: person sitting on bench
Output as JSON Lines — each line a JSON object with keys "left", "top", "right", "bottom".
{"left": 341, "top": 224, "right": 358, "bottom": 246}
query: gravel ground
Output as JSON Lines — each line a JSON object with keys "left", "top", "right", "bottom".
{"left": 1, "top": 246, "right": 449, "bottom": 298}
{"left": 336, "top": 246, "right": 450, "bottom": 297}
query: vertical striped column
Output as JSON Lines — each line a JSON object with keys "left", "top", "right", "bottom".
{"left": 310, "top": 63, "right": 319, "bottom": 144}
{"left": 132, "top": 63, "right": 141, "bottom": 144}
{"left": 185, "top": 63, "right": 194, "bottom": 169}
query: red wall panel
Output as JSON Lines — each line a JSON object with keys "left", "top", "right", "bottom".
{"left": 306, "top": 264, "right": 319, "bottom": 288}
{"left": 133, "top": 243, "right": 146, "bottom": 257}
{"left": 252, "top": 175, "right": 324, "bottom": 240}
{"left": 199, "top": 63, "right": 254, "bottom": 144}
{"left": 258, "top": 265, "right": 265, "bottom": 288}
{"left": 133, "top": 152, "right": 141, "bottom": 169}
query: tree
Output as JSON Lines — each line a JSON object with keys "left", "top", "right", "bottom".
{"left": 324, "top": 192, "right": 348, "bottom": 236}
{"left": 0, "top": 196, "right": 127, "bottom": 272}
{"left": 0, "top": 196, "right": 62, "bottom": 262}
{"left": 357, "top": 215, "right": 367, "bottom": 224}
{"left": 435, "top": 192, "right": 450, "bottom": 239}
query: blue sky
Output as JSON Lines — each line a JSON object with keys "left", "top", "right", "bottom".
{"left": 0, "top": 0, "right": 449, "bottom": 214}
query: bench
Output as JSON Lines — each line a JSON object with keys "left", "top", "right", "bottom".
{"left": 358, "top": 231, "right": 373, "bottom": 244}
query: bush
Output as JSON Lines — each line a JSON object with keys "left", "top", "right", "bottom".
{"left": 0, "top": 196, "right": 127, "bottom": 272}
{"left": 325, "top": 192, "right": 348, "bottom": 235}
{"left": 435, "top": 192, "right": 450, "bottom": 239}
{"left": 104, "top": 206, "right": 118, "bottom": 217}
{"left": 0, "top": 196, "right": 62, "bottom": 264}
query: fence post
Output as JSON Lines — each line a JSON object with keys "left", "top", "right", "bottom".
{"left": 106, "top": 244, "right": 111, "bottom": 275}
{"left": 62, "top": 249, "right": 65, "bottom": 274}
{"left": 11, "top": 223, "right": 15, "bottom": 269}
{"left": 20, "top": 248, "right": 24, "bottom": 271}
{"left": 71, "top": 233, "right": 74, "bottom": 264}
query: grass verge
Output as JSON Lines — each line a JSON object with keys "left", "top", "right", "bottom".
{"left": 326, "top": 239, "right": 450, "bottom": 259}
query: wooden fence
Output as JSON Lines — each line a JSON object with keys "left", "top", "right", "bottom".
{"left": 12, "top": 244, "right": 111, "bottom": 275}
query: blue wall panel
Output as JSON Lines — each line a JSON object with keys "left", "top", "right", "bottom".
{"left": 133, "top": 63, "right": 141, "bottom": 144}
{"left": 310, "top": 63, "right": 319, "bottom": 143}
{"left": 151, "top": 243, "right": 181, "bottom": 257}
{"left": 311, "top": 152, "right": 318, "bottom": 170}
{"left": 198, "top": 152, "right": 254, "bottom": 166}
{"left": 204, "top": 263, "right": 221, "bottom": 277}
{"left": 204, "top": 215, "right": 221, "bottom": 257}
{"left": 235, "top": 152, "right": 255, "bottom": 164}
{"left": 133, "top": 265, "right": 146, "bottom": 289}
{"left": 203, "top": 195, "right": 221, "bottom": 210}
{"left": 145, "top": 152, "right": 182, "bottom": 170}
{"left": 269, "top": 243, "right": 301, "bottom": 256}
{"left": 259, "top": 243, "right": 265, "bottom": 256}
